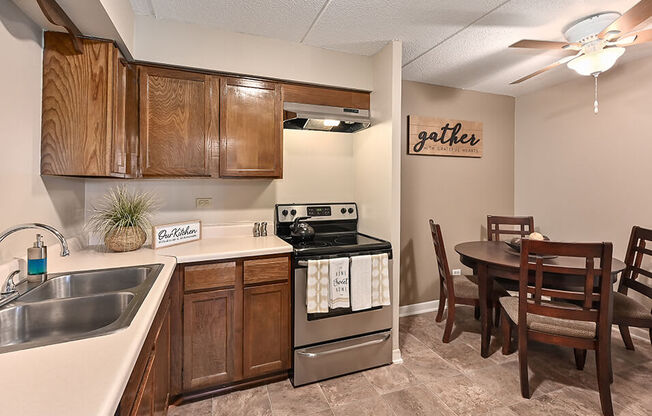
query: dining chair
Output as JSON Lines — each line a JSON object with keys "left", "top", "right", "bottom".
{"left": 614, "top": 225, "right": 652, "bottom": 350}
{"left": 429, "top": 220, "right": 507, "bottom": 343}
{"left": 499, "top": 239, "right": 614, "bottom": 416}
{"left": 487, "top": 215, "right": 535, "bottom": 242}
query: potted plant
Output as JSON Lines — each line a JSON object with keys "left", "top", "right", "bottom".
{"left": 87, "top": 186, "right": 157, "bottom": 252}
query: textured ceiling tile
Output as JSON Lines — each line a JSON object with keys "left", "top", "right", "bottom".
{"left": 303, "top": 0, "right": 505, "bottom": 62}
{"left": 402, "top": 0, "right": 644, "bottom": 96}
{"left": 144, "top": 0, "right": 326, "bottom": 42}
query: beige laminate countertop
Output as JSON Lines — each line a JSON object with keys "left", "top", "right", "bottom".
{"left": 0, "top": 229, "right": 292, "bottom": 416}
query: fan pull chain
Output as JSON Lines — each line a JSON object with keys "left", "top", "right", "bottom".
{"left": 593, "top": 73, "right": 599, "bottom": 115}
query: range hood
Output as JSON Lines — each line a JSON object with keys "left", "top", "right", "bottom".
{"left": 283, "top": 102, "right": 371, "bottom": 133}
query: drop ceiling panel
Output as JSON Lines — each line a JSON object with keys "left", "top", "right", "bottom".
{"left": 303, "top": 0, "right": 506, "bottom": 63}
{"left": 402, "top": 0, "right": 643, "bottom": 96}
{"left": 131, "top": 0, "right": 325, "bottom": 42}
{"left": 128, "top": 0, "right": 652, "bottom": 96}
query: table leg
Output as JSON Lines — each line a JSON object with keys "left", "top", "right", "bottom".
{"left": 477, "top": 263, "right": 493, "bottom": 358}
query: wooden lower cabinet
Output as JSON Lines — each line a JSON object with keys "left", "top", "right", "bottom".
{"left": 179, "top": 254, "right": 291, "bottom": 397}
{"left": 119, "top": 254, "right": 291, "bottom": 413}
{"left": 182, "top": 288, "right": 241, "bottom": 390}
{"left": 118, "top": 278, "right": 174, "bottom": 416}
{"left": 243, "top": 282, "right": 290, "bottom": 378}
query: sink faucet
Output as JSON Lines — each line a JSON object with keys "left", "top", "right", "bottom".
{"left": 0, "top": 224, "right": 69, "bottom": 307}
{"left": 0, "top": 223, "right": 70, "bottom": 257}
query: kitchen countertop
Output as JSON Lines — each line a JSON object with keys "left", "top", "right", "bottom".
{"left": 0, "top": 227, "right": 292, "bottom": 416}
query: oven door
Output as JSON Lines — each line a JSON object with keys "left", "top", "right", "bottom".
{"left": 293, "top": 258, "right": 393, "bottom": 347}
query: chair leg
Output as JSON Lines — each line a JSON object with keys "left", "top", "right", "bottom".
{"left": 595, "top": 343, "right": 614, "bottom": 416}
{"left": 574, "top": 348, "right": 587, "bottom": 370}
{"left": 518, "top": 327, "right": 530, "bottom": 399}
{"left": 501, "top": 307, "right": 512, "bottom": 355}
{"left": 618, "top": 325, "right": 635, "bottom": 351}
{"left": 435, "top": 281, "right": 446, "bottom": 323}
{"left": 443, "top": 302, "right": 455, "bottom": 343}
{"left": 494, "top": 303, "right": 501, "bottom": 328}
{"left": 474, "top": 305, "right": 480, "bottom": 320}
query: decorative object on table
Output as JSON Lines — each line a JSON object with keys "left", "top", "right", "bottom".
{"left": 505, "top": 233, "right": 556, "bottom": 259}
{"left": 407, "top": 115, "right": 482, "bottom": 157}
{"left": 508, "top": 1, "right": 652, "bottom": 114}
{"left": 152, "top": 220, "right": 201, "bottom": 249}
{"left": 87, "top": 186, "right": 157, "bottom": 252}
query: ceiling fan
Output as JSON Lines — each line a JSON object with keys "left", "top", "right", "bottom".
{"left": 509, "top": 0, "right": 652, "bottom": 113}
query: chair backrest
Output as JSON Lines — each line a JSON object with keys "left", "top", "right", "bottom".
{"left": 429, "top": 220, "right": 454, "bottom": 296}
{"left": 519, "top": 239, "right": 613, "bottom": 339}
{"left": 487, "top": 215, "right": 535, "bottom": 241}
{"left": 618, "top": 226, "right": 652, "bottom": 301}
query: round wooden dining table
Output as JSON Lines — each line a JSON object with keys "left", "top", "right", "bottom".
{"left": 454, "top": 240, "right": 626, "bottom": 358}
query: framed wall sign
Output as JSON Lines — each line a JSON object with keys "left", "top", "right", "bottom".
{"left": 408, "top": 115, "right": 483, "bottom": 158}
{"left": 152, "top": 220, "right": 202, "bottom": 249}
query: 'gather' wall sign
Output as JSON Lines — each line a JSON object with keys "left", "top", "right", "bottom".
{"left": 408, "top": 115, "right": 483, "bottom": 158}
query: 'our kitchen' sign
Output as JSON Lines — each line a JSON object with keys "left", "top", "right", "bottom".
{"left": 153, "top": 220, "right": 201, "bottom": 249}
{"left": 408, "top": 115, "right": 483, "bottom": 158}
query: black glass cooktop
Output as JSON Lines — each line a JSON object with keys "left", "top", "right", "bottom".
{"left": 280, "top": 232, "right": 392, "bottom": 258}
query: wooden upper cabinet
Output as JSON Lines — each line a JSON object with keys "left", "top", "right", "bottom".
{"left": 282, "top": 84, "right": 370, "bottom": 110}
{"left": 41, "top": 31, "right": 137, "bottom": 177}
{"left": 139, "top": 67, "right": 219, "bottom": 177}
{"left": 219, "top": 77, "right": 282, "bottom": 178}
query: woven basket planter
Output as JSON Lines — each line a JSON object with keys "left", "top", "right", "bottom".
{"left": 105, "top": 226, "right": 147, "bottom": 252}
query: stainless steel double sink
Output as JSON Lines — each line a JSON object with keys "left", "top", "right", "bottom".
{"left": 0, "top": 264, "right": 163, "bottom": 354}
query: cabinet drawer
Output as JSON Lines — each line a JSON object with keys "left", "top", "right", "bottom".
{"left": 184, "top": 262, "right": 236, "bottom": 291}
{"left": 244, "top": 256, "right": 289, "bottom": 285}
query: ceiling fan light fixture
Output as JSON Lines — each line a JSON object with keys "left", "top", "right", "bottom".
{"left": 566, "top": 47, "right": 625, "bottom": 75}
{"left": 615, "top": 34, "right": 637, "bottom": 45}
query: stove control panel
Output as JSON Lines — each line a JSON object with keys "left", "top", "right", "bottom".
{"left": 276, "top": 203, "right": 357, "bottom": 223}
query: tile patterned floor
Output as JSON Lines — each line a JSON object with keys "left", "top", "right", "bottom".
{"left": 169, "top": 307, "right": 652, "bottom": 416}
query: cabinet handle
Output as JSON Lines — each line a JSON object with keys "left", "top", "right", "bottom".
{"left": 296, "top": 332, "right": 390, "bottom": 358}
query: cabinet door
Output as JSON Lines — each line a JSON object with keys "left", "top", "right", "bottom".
{"left": 153, "top": 309, "right": 170, "bottom": 415}
{"left": 219, "top": 77, "right": 282, "bottom": 178}
{"left": 132, "top": 353, "right": 155, "bottom": 416}
{"left": 243, "top": 283, "right": 290, "bottom": 378}
{"left": 183, "top": 289, "right": 242, "bottom": 391}
{"left": 112, "top": 57, "right": 139, "bottom": 177}
{"left": 139, "top": 67, "right": 218, "bottom": 176}
{"left": 41, "top": 32, "right": 114, "bottom": 176}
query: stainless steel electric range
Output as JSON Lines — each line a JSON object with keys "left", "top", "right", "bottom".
{"left": 274, "top": 202, "right": 393, "bottom": 386}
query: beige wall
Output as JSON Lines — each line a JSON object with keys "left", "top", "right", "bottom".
{"left": 352, "top": 41, "right": 402, "bottom": 358}
{"left": 134, "top": 15, "right": 373, "bottom": 91}
{"left": 85, "top": 130, "right": 357, "bottom": 239}
{"left": 515, "top": 56, "right": 652, "bottom": 306}
{"left": 400, "top": 81, "right": 515, "bottom": 306}
{"left": 0, "top": 1, "right": 85, "bottom": 262}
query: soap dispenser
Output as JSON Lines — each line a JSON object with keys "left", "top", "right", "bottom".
{"left": 27, "top": 234, "right": 47, "bottom": 282}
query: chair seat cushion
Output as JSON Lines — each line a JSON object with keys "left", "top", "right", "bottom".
{"left": 450, "top": 275, "right": 507, "bottom": 299}
{"left": 613, "top": 292, "right": 652, "bottom": 323}
{"left": 499, "top": 296, "right": 596, "bottom": 339}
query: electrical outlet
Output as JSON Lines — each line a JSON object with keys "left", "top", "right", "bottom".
{"left": 195, "top": 198, "right": 212, "bottom": 208}
{"left": 452, "top": 269, "right": 462, "bottom": 276}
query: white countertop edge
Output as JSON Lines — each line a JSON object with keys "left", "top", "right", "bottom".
{"left": 174, "top": 246, "right": 293, "bottom": 264}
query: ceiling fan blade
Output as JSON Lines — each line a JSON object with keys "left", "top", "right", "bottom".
{"left": 599, "top": 0, "right": 652, "bottom": 38}
{"left": 509, "top": 39, "right": 576, "bottom": 50}
{"left": 510, "top": 53, "right": 581, "bottom": 85}
{"left": 613, "top": 28, "right": 652, "bottom": 45}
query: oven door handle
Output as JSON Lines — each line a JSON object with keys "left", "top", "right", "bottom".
{"left": 296, "top": 332, "right": 390, "bottom": 358}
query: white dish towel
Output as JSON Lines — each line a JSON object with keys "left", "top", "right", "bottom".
{"left": 307, "top": 259, "right": 329, "bottom": 313}
{"left": 328, "top": 257, "right": 350, "bottom": 309}
{"left": 371, "top": 253, "right": 391, "bottom": 307}
{"left": 350, "top": 255, "right": 372, "bottom": 311}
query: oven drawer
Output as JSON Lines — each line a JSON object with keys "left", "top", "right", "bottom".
{"left": 292, "top": 331, "right": 392, "bottom": 386}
